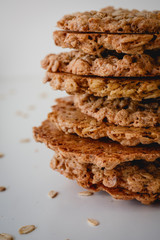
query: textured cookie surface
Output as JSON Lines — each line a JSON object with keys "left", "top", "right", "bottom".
{"left": 33, "top": 120, "right": 160, "bottom": 204}
{"left": 44, "top": 72, "right": 160, "bottom": 101}
{"left": 48, "top": 97, "right": 160, "bottom": 146}
{"left": 57, "top": 6, "right": 160, "bottom": 33}
{"left": 51, "top": 152, "right": 160, "bottom": 204}
{"left": 41, "top": 51, "right": 160, "bottom": 77}
{"left": 33, "top": 120, "right": 160, "bottom": 170}
{"left": 54, "top": 31, "right": 160, "bottom": 55}
{"left": 74, "top": 94, "right": 160, "bottom": 127}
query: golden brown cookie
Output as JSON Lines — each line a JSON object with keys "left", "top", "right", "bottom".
{"left": 57, "top": 7, "right": 160, "bottom": 33}
{"left": 48, "top": 97, "right": 160, "bottom": 146}
{"left": 33, "top": 120, "right": 160, "bottom": 204}
{"left": 44, "top": 72, "right": 160, "bottom": 101}
{"left": 74, "top": 94, "right": 160, "bottom": 127}
{"left": 41, "top": 50, "right": 160, "bottom": 77}
{"left": 33, "top": 120, "right": 160, "bottom": 170}
{"left": 53, "top": 31, "right": 160, "bottom": 55}
{"left": 51, "top": 152, "right": 160, "bottom": 204}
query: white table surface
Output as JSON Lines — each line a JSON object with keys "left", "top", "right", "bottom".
{"left": 0, "top": 76, "right": 160, "bottom": 240}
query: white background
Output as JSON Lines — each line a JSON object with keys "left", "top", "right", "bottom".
{"left": 0, "top": 1, "right": 160, "bottom": 239}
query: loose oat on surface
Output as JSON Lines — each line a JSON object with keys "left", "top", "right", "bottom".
{"left": 39, "top": 92, "right": 48, "bottom": 99}
{"left": 28, "top": 105, "right": 36, "bottom": 111}
{"left": 48, "top": 190, "right": 58, "bottom": 198}
{"left": 20, "top": 138, "right": 31, "bottom": 143}
{"left": 16, "top": 111, "right": 28, "bottom": 118}
{"left": 0, "top": 186, "right": 6, "bottom": 192}
{"left": 78, "top": 191, "right": 94, "bottom": 196}
{"left": 0, "top": 233, "right": 13, "bottom": 240}
{"left": 87, "top": 218, "right": 99, "bottom": 226}
{"left": 0, "top": 153, "right": 4, "bottom": 158}
{"left": 18, "top": 225, "right": 35, "bottom": 234}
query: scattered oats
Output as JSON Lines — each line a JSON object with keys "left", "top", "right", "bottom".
{"left": 22, "top": 113, "right": 28, "bottom": 118}
{"left": 0, "top": 233, "right": 13, "bottom": 240}
{"left": 0, "top": 153, "right": 4, "bottom": 158}
{"left": 39, "top": 92, "right": 48, "bottom": 99}
{"left": 18, "top": 225, "right": 36, "bottom": 234}
{"left": 28, "top": 105, "right": 36, "bottom": 111}
{"left": 87, "top": 218, "right": 99, "bottom": 227}
{"left": 16, "top": 111, "right": 22, "bottom": 116}
{"left": 20, "top": 138, "right": 30, "bottom": 143}
{"left": 48, "top": 190, "right": 58, "bottom": 198}
{"left": 16, "top": 111, "right": 28, "bottom": 118}
{"left": 78, "top": 191, "right": 94, "bottom": 196}
{"left": 0, "top": 186, "right": 6, "bottom": 192}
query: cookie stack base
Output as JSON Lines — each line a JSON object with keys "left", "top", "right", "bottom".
{"left": 33, "top": 119, "right": 160, "bottom": 205}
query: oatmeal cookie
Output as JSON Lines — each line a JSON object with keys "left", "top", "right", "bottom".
{"left": 57, "top": 7, "right": 160, "bottom": 33}
{"left": 48, "top": 97, "right": 160, "bottom": 146}
{"left": 33, "top": 120, "right": 160, "bottom": 204}
{"left": 53, "top": 31, "right": 160, "bottom": 55}
{"left": 74, "top": 94, "right": 160, "bottom": 127}
{"left": 44, "top": 72, "right": 160, "bottom": 101}
{"left": 41, "top": 50, "right": 160, "bottom": 77}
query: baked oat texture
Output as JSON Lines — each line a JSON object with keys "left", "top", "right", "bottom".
{"left": 57, "top": 6, "right": 160, "bottom": 33}
{"left": 44, "top": 72, "right": 160, "bottom": 101}
{"left": 33, "top": 120, "right": 160, "bottom": 170}
{"left": 33, "top": 120, "right": 160, "bottom": 204}
{"left": 53, "top": 31, "right": 160, "bottom": 55}
{"left": 48, "top": 97, "right": 160, "bottom": 146}
{"left": 51, "top": 152, "right": 160, "bottom": 204}
{"left": 74, "top": 94, "right": 160, "bottom": 127}
{"left": 41, "top": 50, "right": 160, "bottom": 77}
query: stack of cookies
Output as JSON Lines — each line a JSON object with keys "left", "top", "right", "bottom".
{"left": 33, "top": 7, "right": 160, "bottom": 204}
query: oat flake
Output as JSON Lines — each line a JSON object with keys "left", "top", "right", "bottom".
{"left": 0, "top": 233, "right": 13, "bottom": 240}
{"left": 0, "top": 153, "right": 4, "bottom": 158}
{"left": 48, "top": 190, "right": 58, "bottom": 198}
{"left": 0, "top": 186, "right": 6, "bottom": 192}
{"left": 87, "top": 218, "right": 99, "bottom": 226}
{"left": 78, "top": 191, "right": 94, "bottom": 196}
{"left": 20, "top": 138, "right": 30, "bottom": 143}
{"left": 18, "top": 225, "right": 35, "bottom": 234}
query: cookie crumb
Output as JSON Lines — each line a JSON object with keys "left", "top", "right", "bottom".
{"left": 0, "top": 153, "right": 4, "bottom": 158}
{"left": 20, "top": 138, "right": 30, "bottom": 143}
{"left": 28, "top": 105, "right": 36, "bottom": 111}
{"left": 78, "top": 191, "right": 94, "bottom": 196}
{"left": 48, "top": 190, "right": 58, "bottom": 198}
{"left": 39, "top": 92, "right": 48, "bottom": 99}
{"left": 18, "top": 225, "right": 36, "bottom": 234}
{"left": 0, "top": 186, "right": 6, "bottom": 192}
{"left": 16, "top": 111, "right": 28, "bottom": 118}
{"left": 34, "top": 149, "right": 39, "bottom": 152}
{"left": 87, "top": 218, "right": 99, "bottom": 226}
{"left": 0, "top": 233, "right": 13, "bottom": 240}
